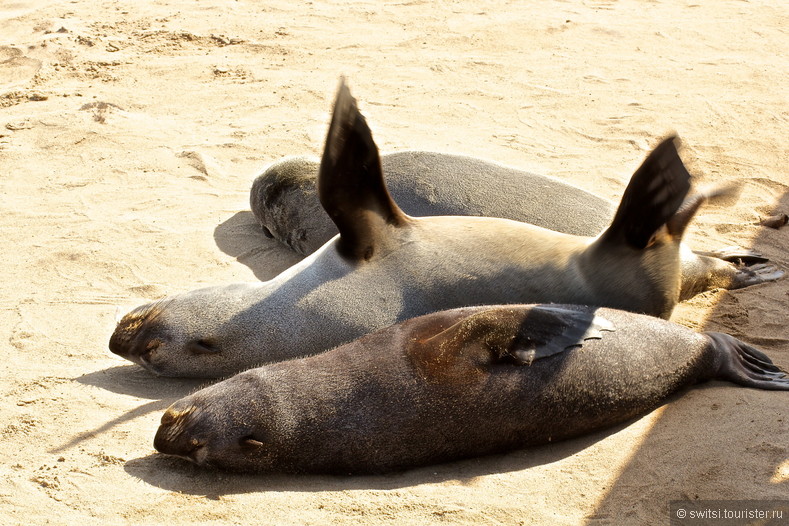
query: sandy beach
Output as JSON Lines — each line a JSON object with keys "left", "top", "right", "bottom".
{"left": 1, "top": 1, "right": 787, "bottom": 524}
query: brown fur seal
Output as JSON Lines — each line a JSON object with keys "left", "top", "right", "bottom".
{"left": 110, "top": 80, "right": 776, "bottom": 378}
{"left": 153, "top": 304, "right": 789, "bottom": 474}
{"left": 251, "top": 153, "right": 777, "bottom": 302}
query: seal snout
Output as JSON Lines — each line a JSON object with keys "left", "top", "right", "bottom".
{"left": 109, "top": 300, "right": 169, "bottom": 362}
{"left": 154, "top": 405, "right": 208, "bottom": 463}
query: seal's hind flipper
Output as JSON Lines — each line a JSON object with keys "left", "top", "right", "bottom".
{"left": 414, "top": 306, "right": 615, "bottom": 380}
{"left": 318, "top": 79, "right": 408, "bottom": 261}
{"left": 730, "top": 263, "right": 784, "bottom": 287}
{"left": 695, "top": 246, "right": 768, "bottom": 264}
{"left": 704, "top": 332, "right": 789, "bottom": 391}
{"left": 602, "top": 137, "right": 692, "bottom": 249}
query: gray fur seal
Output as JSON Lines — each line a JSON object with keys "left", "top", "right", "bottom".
{"left": 153, "top": 303, "right": 789, "bottom": 474}
{"left": 250, "top": 151, "right": 614, "bottom": 252}
{"left": 251, "top": 153, "right": 777, "bottom": 302}
{"left": 110, "top": 80, "right": 777, "bottom": 378}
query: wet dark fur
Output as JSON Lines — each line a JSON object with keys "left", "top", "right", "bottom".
{"left": 154, "top": 304, "right": 789, "bottom": 474}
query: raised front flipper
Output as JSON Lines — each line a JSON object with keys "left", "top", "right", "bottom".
{"left": 409, "top": 306, "right": 615, "bottom": 382}
{"left": 318, "top": 79, "right": 410, "bottom": 261}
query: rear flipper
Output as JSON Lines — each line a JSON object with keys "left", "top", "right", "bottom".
{"left": 704, "top": 332, "right": 789, "bottom": 390}
{"left": 695, "top": 246, "right": 768, "bottom": 264}
{"left": 678, "top": 248, "right": 784, "bottom": 301}
{"left": 703, "top": 248, "right": 785, "bottom": 289}
{"left": 675, "top": 185, "right": 783, "bottom": 299}
{"left": 731, "top": 262, "right": 784, "bottom": 287}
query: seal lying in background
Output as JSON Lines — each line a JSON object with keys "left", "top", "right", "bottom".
{"left": 252, "top": 152, "right": 775, "bottom": 302}
{"left": 153, "top": 304, "right": 789, "bottom": 474}
{"left": 110, "top": 80, "right": 776, "bottom": 378}
{"left": 251, "top": 151, "right": 614, "bottom": 252}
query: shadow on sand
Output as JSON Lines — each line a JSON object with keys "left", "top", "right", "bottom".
{"left": 55, "top": 366, "right": 212, "bottom": 455}
{"left": 124, "top": 418, "right": 638, "bottom": 495}
{"left": 585, "top": 190, "right": 789, "bottom": 524}
{"left": 76, "top": 365, "right": 209, "bottom": 400}
{"left": 213, "top": 211, "right": 303, "bottom": 281}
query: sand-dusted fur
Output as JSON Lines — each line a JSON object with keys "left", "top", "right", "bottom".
{"left": 153, "top": 304, "right": 789, "bottom": 474}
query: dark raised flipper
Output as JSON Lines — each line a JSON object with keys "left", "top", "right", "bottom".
{"left": 318, "top": 79, "right": 409, "bottom": 261}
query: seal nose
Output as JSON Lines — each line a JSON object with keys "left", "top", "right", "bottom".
{"left": 109, "top": 301, "right": 168, "bottom": 360}
{"left": 154, "top": 406, "right": 206, "bottom": 461}
{"left": 108, "top": 320, "right": 133, "bottom": 358}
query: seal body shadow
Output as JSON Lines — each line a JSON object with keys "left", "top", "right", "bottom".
{"left": 110, "top": 80, "right": 779, "bottom": 378}
{"left": 153, "top": 304, "right": 789, "bottom": 474}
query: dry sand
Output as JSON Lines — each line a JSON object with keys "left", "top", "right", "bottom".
{"left": 1, "top": 0, "right": 787, "bottom": 524}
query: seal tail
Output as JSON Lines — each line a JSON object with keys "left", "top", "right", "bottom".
{"left": 704, "top": 332, "right": 789, "bottom": 391}
{"left": 600, "top": 136, "right": 692, "bottom": 249}
{"left": 318, "top": 78, "right": 409, "bottom": 261}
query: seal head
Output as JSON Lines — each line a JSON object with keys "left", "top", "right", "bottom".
{"left": 250, "top": 156, "right": 334, "bottom": 254}
{"left": 110, "top": 284, "right": 267, "bottom": 377}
